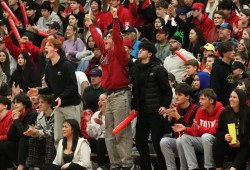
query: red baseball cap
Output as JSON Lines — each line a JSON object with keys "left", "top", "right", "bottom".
{"left": 192, "top": 2, "right": 205, "bottom": 11}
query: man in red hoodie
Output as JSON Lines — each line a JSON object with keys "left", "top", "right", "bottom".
{"left": 103, "top": 0, "right": 133, "bottom": 33}
{"left": 191, "top": 2, "right": 214, "bottom": 40}
{"left": 218, "top": 0, "right": 239, "bottom": 26}
{"left": 86, "top": 7, "right": 134, "bottom": 170}
{"left": 173, "top": 88, "right": 224, "bottom": 170}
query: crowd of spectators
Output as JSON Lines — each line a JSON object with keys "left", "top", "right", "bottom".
{"left": 0, "top": 0, "right": 249, "bottom": 169}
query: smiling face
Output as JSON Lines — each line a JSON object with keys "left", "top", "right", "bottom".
{"left": 98, "top": 94, "right": 107, "bottom": 112}
{"left": 229, "top": 91, "right": 239, "bottom": 111}
{"left": 0, "top": 52, "right": 7, "bottom": 63}
{"left": 62, "top": 122, "right": 74, "bottom": 138}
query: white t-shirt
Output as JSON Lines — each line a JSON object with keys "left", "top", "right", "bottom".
{"left": 75, "top": 71, "right": 89, "bottom": 95}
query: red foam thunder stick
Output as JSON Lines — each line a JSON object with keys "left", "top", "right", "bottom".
{"left": 174, "top": 51, "right": 188, "bottom": 62}
{"left": 8, "top": 19, "right": 21, "bottom": 40}
{"left": 20, "top": 3, "right": 29, "bottom": 26}
{"left": 1, "top": 1, "right": 21, "bottom": 25}
{"left": 112, "top": 110, "right": 138, "bottom": 134}
{"left": 9, "top": 19, "right": 24, "bottom": 49}
{"left": 37, "top": 30, "right": 49, "bottom": 37}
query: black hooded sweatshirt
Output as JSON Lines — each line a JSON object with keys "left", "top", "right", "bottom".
{"left": 39, "top": 56, "right": 81, "bottom": 107}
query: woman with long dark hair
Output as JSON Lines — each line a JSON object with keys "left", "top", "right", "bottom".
{"left": 43, "top": 119, "right": 91, "bottom": 170}
{"left": 10, "top": 52, "right": 41, "bottom": 92}
{"left": 188, "top": 27, "right": 206, "bottom": 60}
{"left": 213, "top": 88, "right": 250, "bottom": 170}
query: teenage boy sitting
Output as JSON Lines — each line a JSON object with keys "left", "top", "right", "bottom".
{"left": 160, "top": 83, "right": 199, "bottom": 170}
{"left": 182, "top": 59, "right": 199, "bottom": 86}
{"left": 172, "top": 88, "right": 224, "bottom": 170}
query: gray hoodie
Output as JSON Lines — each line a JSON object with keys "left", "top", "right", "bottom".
{"left": 37, "top": 12, "right": 63, "bottom": 35}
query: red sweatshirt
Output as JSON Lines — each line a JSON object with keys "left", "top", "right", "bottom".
{"left": 94, "top": 12, "right": 106, "bottom": 32}
{"left": 225, "top": 11, "right": 239, "bottom": 26}
{"left": 103, "top": 5, "right": 133, "bottom": 33}
{"left": 89, "top": 19, "right": 130, "bottom": 91}
{"left": 192, "top": 13, "right": 215, "bottom": 40}
{"left": 0, "top": 110, "right": 12, "bottom": 141}
{"left": 4, "top": 36, "right": 40, "bottom": 72}
{"left": 128, "top": 2, "right": 145, "bottom": 27}
{"left": 186, "top": 101, "right": 224, "bottom": 137}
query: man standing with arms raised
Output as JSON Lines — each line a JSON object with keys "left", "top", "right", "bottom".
{"left": 85, "top": 7, "right": 134, "bottom": 170}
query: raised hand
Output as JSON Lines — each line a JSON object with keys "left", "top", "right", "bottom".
{"left": 85, "top": 14, "right": 93, "bottom": 27}
{"left": 110, "top": 7, "right": 118, "bottom": 18}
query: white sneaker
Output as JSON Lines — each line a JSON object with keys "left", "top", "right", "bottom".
{"left": 97, "top": 167, "right": 104, "bottom": 170}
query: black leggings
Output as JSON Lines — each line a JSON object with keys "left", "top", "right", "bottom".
{"left": 213, "top": 138, "right": 249, "bottom": 170}
{"left": 42, "top": 163, "right": 86, "bottom": 170}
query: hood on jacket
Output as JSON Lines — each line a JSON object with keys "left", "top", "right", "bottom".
{"left": 192, "top": 12, "right": 209, "bottom": 25}
{"left": 197, "top": 72, "right": 210, "bottom": 90}
{"left": 206, "top": 101, "right": 224, "bottom": 116}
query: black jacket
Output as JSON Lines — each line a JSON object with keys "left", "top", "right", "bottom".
{"left": 10, "top": 59, "right": 41, "bottom": 93}
{"left": 131, "top": 58, "right": 172, "bottom": 114}
{"left": 39, "top": 55, "right": 81, "bottom": 107}
{"left": 210, "top": 60, "right": 234, "bottom": 106}
{"left": 7, "top": 108, "right": 38, "bottom": 141}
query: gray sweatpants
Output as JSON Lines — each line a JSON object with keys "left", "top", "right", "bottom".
{"left": 160, "top": 137, "right": 188, "bottom": 170}
{"left": 105, "top": 90, "right": 133, "bottom": 169}
{"left": 178, "top": 133, "right": 216, "bottom": 170}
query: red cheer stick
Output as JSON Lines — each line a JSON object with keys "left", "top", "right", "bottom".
{"left": 20, "top": 3, "right": 29, "bottom": 26}
{"left": 174, "top": 51, "right": 188, "bottom": 62}
{"left": 112, "top": 110, "right": 138, "bottom": 134}
{"left": 1, "top": 1, "right": 21, "bottom": 25}
{"left": 37, "top": 30, "right": 49, "bottom": 37}
{"left": 8, "top": 19, "right": 21, "bottom": 40}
